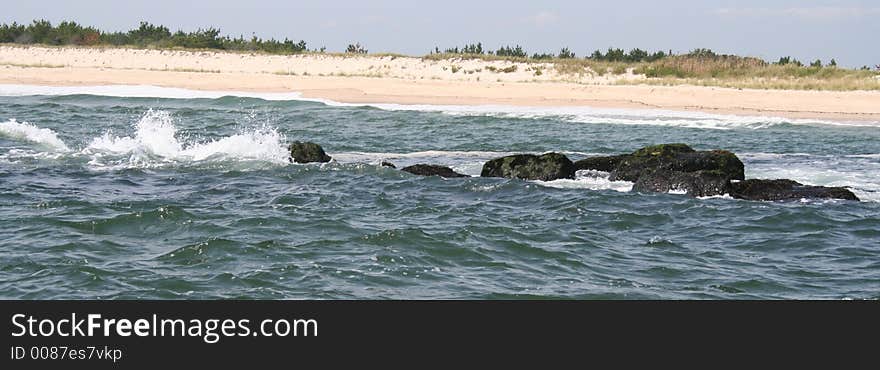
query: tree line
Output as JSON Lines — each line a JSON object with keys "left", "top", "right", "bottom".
{"left": 1, "top": 20, "right": 875, "bottom": 70}
{"left": 0, "top": 20, "right": 310, "bottom": 54}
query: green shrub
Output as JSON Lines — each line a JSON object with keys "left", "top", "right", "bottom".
{"left": 495, "top": 45, "right": 527, "bottom": 58}
{"left": 557, "top": 47, "right": 575, "bottom": 59}
{"left": 346, "top": 43, "right": 368, "bottom": 54}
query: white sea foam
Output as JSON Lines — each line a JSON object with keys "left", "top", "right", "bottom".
{"left": 697, "top": 194, "right": 734, "bottom": 200}
{"left": 331, "top": 150, "right": 511, "bottom": 164}
{"left": 332, "top": 150, "right": 601, "bottom": 177}
{"left": 83, "top": 110, "right": 289, "bottom": 167}
{"left": 1, "top": 110, "right": 288, "bottom": 169}
{"left": 539, "top": 170, "right": 634, "bottom": 192}
{"left": 332, "top": 150, "right": 510, "bottom": 176}
{"left": 0, "top": 119, "right": 70, "bottom": 151}
{"left": 742, "top": 152, "right": 880, "bottom": 202}
{"left": 3, "top": 84, "right": 876, "bottom": 129}
{"left": 365, "top": 103, "right": 878, "bottom": 130}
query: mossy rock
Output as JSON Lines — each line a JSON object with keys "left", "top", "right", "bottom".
{"left": 606, "top": 144, "right": 744, "bottom": 182}
{"left": 289, "top": 141, "right": 331, "bottom": 163}
{"left": 481, "top": 153, "right": 575, "bottom": 181}
{"left": 729, "top": 179, "right": 859, "bottom": 201}
{"left": 630, "top": 143, "right": 695, "bottom": 158}
{"left": 401, "top": 164, "right": 468, "bottom": 178}
{"left": 632, "top": 170, "right": 731, "bottom": 197}
{"left": 573, "top": 155, "right": 628, "bottom": 172}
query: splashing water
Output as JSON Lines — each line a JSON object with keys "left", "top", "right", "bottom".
{"left": 0, "top": 118, "right": 70, "bottom": 151}
{"left": 79, "top": 110, "right": 288, "bottom": 168}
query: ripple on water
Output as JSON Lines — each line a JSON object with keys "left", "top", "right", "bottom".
{"left": 2, "top": 93, "right": 879, "bottom": 299}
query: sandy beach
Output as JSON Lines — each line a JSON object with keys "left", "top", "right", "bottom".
{"left": 1, "top": 45, "right": 879, "bottom": 122}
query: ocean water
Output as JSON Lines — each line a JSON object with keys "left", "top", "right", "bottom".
{"left": 1, "top": 85, "right": 878, "bottom": 299}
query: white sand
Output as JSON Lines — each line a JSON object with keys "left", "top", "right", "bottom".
{"left": 1, "top": 45, "right": 879, "bottom": 122}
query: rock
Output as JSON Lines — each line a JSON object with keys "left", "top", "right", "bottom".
{"left": 289, "top": 141, "right": 331, "bottom": 163}
{"left": 631, "top": 143, "right": 696, "bottom": 157}
{"left": 480, "top": 153, "right": 575, "bottom": 181}
{"left": 632, "top": 170, "right": 732, "bottom": 197}
{"left": 381, "top": 161, "right": 396, "bottom": 169}
{"left": 729, "top": 179, "right": 859, "bottom": 201}
{"left": 609, "top": 144, "right": 744, "bottom": 182}
{"left": 573, "top": 155, "right": 628, "bottom": 172}
{"left": 401, "top": 164, "right": 468, "bottom": 178}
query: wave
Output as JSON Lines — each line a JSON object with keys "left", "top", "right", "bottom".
{"left": 739, "top": 152, "right": 880, "bottom": 202}
{"left": 0, "top": 119, "right": 70, "bottom": 151}
{"left": 4, "top": 84, "right": 876, "bottom": 130}
{"left": 2, "top": 110, "right": 289, "bottom": 169}
{"left": 364, "top": 103, "right": 876, "bottom": 130}
{"left": 84, "top": 110, "right": 289, "bottom": 168}
{"left": 538, "top": 170, "right": 634, "bottom": 193}
{"left": 332, "top": 150, "right": 511, "bottom": 163}
{"left": 332, "top": 150, "right": 602, "bottom": 177}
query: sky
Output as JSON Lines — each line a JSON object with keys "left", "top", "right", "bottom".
{"left": 2, "top": 0, "right": 878, "bottom": 67}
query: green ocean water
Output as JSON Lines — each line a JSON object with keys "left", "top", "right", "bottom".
{"left": 1, "top": 86, "right": 878, "bottom": 299}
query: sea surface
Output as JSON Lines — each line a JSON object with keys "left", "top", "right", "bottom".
{"left": 1, "top": 85, "right": 878, "bottom": 299}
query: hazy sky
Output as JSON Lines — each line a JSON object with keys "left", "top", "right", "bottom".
{"left": 3, "top": 0, "right": 878, "bottom": 67}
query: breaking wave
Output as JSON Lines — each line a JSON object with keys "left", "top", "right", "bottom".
{"left": 0, "top": 119, "right": 70, "bottom": 151}
{"left": 1, "top": 110, "right": 289, "bottom": 169}
{"left": 3, "top": 84, "right": 876, "bottom": 130}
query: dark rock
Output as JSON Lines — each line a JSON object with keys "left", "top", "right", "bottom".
{"left": 669, "top": 150, "right": 744, "bottom": 179}
{"left": 632, "top": 170, "right": 732, "bottom": 197}
{"left": 609, "top": 144, "right": 744, "bottom": 182}
{"left": 480, "top": 153, "right": 575, "bottom": 181}
{"left": 631, "top": 143, "right": 695, "bottom": 157}
{"left": 401, "top": 164, "right": 468, "bottom": 178}
{"left": 573, "top": 155, "right": 628, "bottom": 172}
{"left": 729, "top": 179, "right": 859, "bottom": 201}
{"left": 289, "top": 141, "right": 331, "bottom": 163}
{"left": 381, "top": 161, "right": 396, "bottom": 169}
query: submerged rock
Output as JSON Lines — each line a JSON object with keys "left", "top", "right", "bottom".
{"left": 729, "top": 179, "right": 859, "bottom": 201}
{"left": 289, "top": 141, "right": 331, "bottom": 164}
{"left": 632, "top": 170, "right": 732, "bottom": 197}
{"left": 481, "top": 153, "right": 575, "bottom": 181}
{"left": 381, "top": 161, "right": 397, "bottom": 169}
{"left": 401, "top": 164, "right": 468, "bottom": 178}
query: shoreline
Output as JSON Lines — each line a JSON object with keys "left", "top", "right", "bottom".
{"left": 1, "top": 45, "right": 879, "bottom": 122}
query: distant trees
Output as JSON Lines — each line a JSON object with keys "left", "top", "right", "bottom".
{"left": 346, "top": 43, "right": 368, "bottom": 54}
{"left": 0, "top": 19, "right": 309, "bottom": 54}
{"left": 775, "top": 56, "right": 803, "bottom": 67}
{"left": 437, "top": 44, "right": 575, "bottom": 61}
{"left": 587, "top": 47, "right": 668, "bottom": 62}
{"left": 1, "top": 20, "right": 858, "bottom": 68}
{"left": 494, "top": 45, "right": 527, "bottom": 58}
{"left": 439, "top": 43, "right": 484, "bottom": 55}
{"left": 1, "top": 20, "right": 100, "bottom": 45}
{"left": 557, "top": 47, "right": 575, "bottom": 59}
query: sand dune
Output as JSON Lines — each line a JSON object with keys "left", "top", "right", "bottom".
{"left": 1, "top": 45, "right": 879, "bottom": 122}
